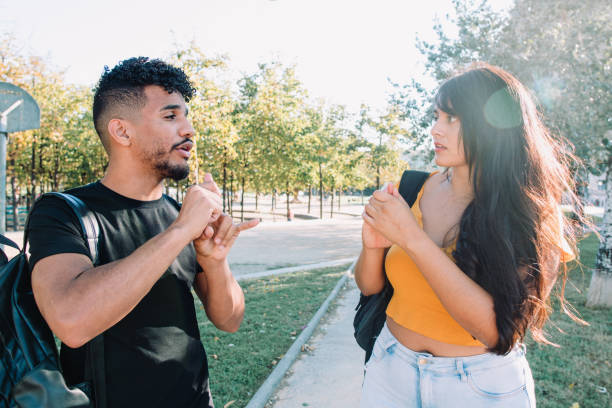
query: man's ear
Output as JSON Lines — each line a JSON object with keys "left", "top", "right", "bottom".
{"left": 107, "top": 118, "right": 131, "bottom": 147}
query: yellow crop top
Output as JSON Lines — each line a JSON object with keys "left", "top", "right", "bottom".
{"left": 385, "top": 174, "right": 575, "bottom": 347}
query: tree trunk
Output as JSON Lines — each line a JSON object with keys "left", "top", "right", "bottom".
{"left": 319, "top": 163, "right": 323, "bottom": 219}
{"left": 361, "top": 190, "right": 364, "bottom": 205}
{"left": 29, "top": 138, "right": 37, "bottom": 208}
{"left": 222, "top": 157, "right": 227, "bottom": 213}
{"left": 376, "top": 164, "right": 381, "bottom": 189}
{"left": 271, "top": 188, "right": 276, "bottom": 211}
{"left": 10, "top": 175, "right": 17, "bottom": 231}
{"left": 175, "top": 180, "right": 180, "bottom": 202}
{"left": 338, "top": 187, "right": 341, "bottom": 211}
{"left": 229, "top": 172, "right": 234, "bottom": 217}
{"left": 330, "top": 185, "right": 334, "bottom": 218}
{"left": 286, "top": 180, "right": 290, "bottom": 221}
{"left": 52, "top": 144, "right": 60, "bottom": 191}
{"left": 588, "top": 160, "right": 612, "bottom": 307}
{"left": 308, "top": 185, "right": 312, "bottom": 213}
{"left": 240, "top": 176, "right": 245, "bottom": 222}
{"left": 255, "top": 190, "right": 259, "bottom": 211}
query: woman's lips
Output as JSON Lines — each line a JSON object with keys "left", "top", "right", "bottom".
{"left": 434, "top": 143, "right": 446, "bottom": 152}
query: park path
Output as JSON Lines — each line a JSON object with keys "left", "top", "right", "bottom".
{"left": 3, "top": 218, "right": 363, "bottom": 276}
{"left": 227, "top": 219, "right": 362, "bottom": 275}
{"left": 268, "top": 277, "right": 364, "bottom": 407}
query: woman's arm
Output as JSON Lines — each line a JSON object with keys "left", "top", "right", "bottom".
{"left": 402, "top": 237, "right": 498, "bottom": 348}
{"left": 363, "top": 187, "right": 499, "bottom": 348}
{"left": 355, "top": 195, "right": 395, "bottom": 295}
{"left": 354, "top": 246, "right": 386, "bottom": 296}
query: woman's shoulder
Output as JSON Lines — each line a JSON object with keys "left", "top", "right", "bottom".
{"left": 422, "top": 171, "right": 444, "bottom": 194}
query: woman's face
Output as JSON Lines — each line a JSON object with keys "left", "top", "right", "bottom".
{"left": 431, "top": 107, "right": 467, "bottom": 168}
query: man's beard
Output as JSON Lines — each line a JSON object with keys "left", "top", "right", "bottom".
{"left": 154, "top": 160, "right": 189, "bottom": 181}
{"left": 146, "top": 146, "right": 190, "bottom": 181}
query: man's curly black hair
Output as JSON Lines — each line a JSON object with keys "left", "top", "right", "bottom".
{"left": 92, "top": 57, "right": 196, "bottom": 151}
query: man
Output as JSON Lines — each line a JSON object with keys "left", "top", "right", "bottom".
{"left": 26, "top": 57, "right": 257, "bottom": 407}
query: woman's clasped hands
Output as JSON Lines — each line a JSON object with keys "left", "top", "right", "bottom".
{"left": 362, "top": 182, "right": 425, "bottom": 252}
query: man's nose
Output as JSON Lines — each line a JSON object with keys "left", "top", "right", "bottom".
{"left": 181, "top": 120, "right": 195, "bottom": 139}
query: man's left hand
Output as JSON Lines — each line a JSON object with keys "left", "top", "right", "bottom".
{"left": 194, "top": 214, "right": 259, "bottom": 262}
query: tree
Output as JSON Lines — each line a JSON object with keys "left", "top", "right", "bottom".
{"left": 1, "top": 35, "right": 105, "bottom": 212}
{"left": 358, "top": 105, "right": 409, "bottom": 189}
{"left": 170, "top": 44, "right": 237, "bottom": 208}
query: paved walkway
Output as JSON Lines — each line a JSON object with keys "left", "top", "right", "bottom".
{"left": 2, "top": 210, "right": 364, "bottom": 276}
{"left": 268, "top": 277, "right": 364, "bottom": 408}
{"left": 228, "top": 219, "right": 362, "bottom": 275}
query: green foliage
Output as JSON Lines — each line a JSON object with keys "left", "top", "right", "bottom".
{"left": 1, "top": 33, "right": 105, "bottom": 207}
{"left": 1, "top": 36, "right": 409, "bottom": 214}
{"left": 528, "top": 233, "right": 611, "bottom": 408}
{"left": 393, "top": 0, "right": 611, "bottom": 171}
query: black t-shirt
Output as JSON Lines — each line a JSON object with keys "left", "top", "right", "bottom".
{"left": 27, "top": 181, "right": 213, "bottom": 408}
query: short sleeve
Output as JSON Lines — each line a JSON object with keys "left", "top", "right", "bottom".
{"left": 27, "top": 196, "right": 92, "bottom": 269}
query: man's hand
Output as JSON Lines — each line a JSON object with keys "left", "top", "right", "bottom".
{"left": 194, "top": 214, "right": 259, "bottom": 262}
{"left": 172, "top": 174, "right": 223, "bottom": 240}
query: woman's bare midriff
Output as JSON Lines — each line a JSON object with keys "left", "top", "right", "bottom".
{"left": 386, "top": 316, "right": 488, "bottom": 357}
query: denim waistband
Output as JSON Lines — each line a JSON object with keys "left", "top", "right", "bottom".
{"left": 376, "top": 323, "right": 526, "bottom": 375}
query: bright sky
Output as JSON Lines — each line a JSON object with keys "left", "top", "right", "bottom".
{"left": 1, "top": 0, "right": 512, "bottom": 113}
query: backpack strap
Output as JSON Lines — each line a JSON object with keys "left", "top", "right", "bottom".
{"left": 42, "top": 193, "right": 100, "bottom": 265}
{"left": 398, "top": 170, "right": 431, "bottom": 207}
{"left": 32, "top": 192, "right": 107, "bottom": 408}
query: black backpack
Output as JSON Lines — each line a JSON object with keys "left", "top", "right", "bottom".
{"left": 0, "top": 193, "right": 104, "bottom": 408}
{"left": 353, "top": 170, "right": 430, "bottom": 362}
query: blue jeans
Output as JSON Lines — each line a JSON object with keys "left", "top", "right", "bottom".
{"left": 360, "top": 324, "right": 536, "bottom": 407}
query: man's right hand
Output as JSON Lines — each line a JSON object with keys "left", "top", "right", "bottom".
{"left": 174, "top": 175, "right": 223, "bottom": 240}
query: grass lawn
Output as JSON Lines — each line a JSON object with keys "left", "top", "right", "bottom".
{"left": 193, "top": 234, "right": 611, "bottom": 408}
{"left": 527, "top": 232, "right": 611, "bottom": 408}
{"left": 195, "top": 265, "right": 347, "bottom": 408}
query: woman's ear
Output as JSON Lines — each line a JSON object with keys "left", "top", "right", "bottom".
{"left": 107, "top": 118, "right": 131, "bottom": 147}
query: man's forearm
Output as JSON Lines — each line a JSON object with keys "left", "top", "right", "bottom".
{"left": 195, "top": 257, "right": 245, "bottom": 332}
{"left": 33, "top": 225, "right": 193, "bottom": 348}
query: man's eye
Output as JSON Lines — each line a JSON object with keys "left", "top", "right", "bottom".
{"left": 165, "top": 114, "right": 176, "bottom": 120}
{"left": 448, "top": 115, "right": 457, "bottom": 123}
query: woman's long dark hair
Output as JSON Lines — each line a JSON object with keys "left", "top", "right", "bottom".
{"left": 436, "top": 63, "right": 583, "bottom": 354}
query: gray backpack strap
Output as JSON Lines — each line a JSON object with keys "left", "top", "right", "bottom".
{"left": 41, "top": 192, "right": 106, "bottom": 408}
{"left": 43, "top": 192, "right": 100, "bottom": 265}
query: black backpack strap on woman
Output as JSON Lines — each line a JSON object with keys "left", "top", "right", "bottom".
{"left": 353, "top": 170, "right": 430, "bottom": 363}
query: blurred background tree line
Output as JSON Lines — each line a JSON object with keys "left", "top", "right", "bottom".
{"left": 0, "top": 36, "right": 409, "bottom": 223}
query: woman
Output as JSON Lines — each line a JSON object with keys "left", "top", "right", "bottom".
{"left": 355, "top": 63, "right": 581, "bottom": 407}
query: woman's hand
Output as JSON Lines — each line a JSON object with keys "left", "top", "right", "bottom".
{"left": 363, "top": 184, "right": 424, "bottom": 251}
{"left": 362, "top": 220, "right": 392, "bottom": 249}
